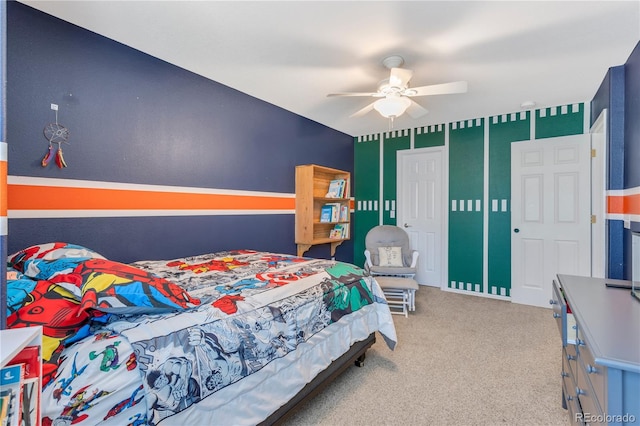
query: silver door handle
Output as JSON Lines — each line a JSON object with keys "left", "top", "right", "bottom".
{"left": 404, "top": 223, "right": 410, "bottom": 228}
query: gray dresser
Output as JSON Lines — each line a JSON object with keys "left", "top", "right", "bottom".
{"left": 551, "top": 274, "right": 640, "bottom": 425}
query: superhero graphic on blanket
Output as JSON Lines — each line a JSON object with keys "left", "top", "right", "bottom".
{"left": 130, "top": 264, "right": 376, "bottom": 424}
{"left": 146, "top": 357, "right": 200, "bottom": 424}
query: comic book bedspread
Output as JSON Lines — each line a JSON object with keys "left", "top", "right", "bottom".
{"left": 38, "top": 250, "right": 396, "bottom": 426}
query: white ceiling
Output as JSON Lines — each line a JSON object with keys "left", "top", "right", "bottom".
{"left": 19, "top": 1, "right": 640, "bottom": 137}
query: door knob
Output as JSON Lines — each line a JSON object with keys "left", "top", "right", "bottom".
{"left": 404, "top": 223, "right": 410, "bottom": 228}
{"left": 514, "top": 228, "right": 520, "bottom": 233}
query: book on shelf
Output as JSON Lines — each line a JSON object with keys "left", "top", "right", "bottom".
{"left": 329, "top": 203, "right": 341, "bottom": 222}
{"left": 0, "top": 393, "right": 9, "bottom": 426}
{"left": 325, "top": 179, "right": 346, "bottom": 198}
{"left": 329, "top": 223, "right": 349, "bottom": 239}
{"left": 320, "top": 203, "right": 341, "bottom": 223}
{"left": 339, "top": 205, "right": 349, "bottom": 222}
{"left": 7, "top": 346, "right": 41, "bottom": 426}
{"left": 0, "top": 364, "right": 23, "bottom": 426}
{"left": 320, "top": 205, "right": 333, "bottom": 222}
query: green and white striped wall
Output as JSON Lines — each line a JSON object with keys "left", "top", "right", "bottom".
{"left": 354, "top": 103, "right": 586, "bottom": 298}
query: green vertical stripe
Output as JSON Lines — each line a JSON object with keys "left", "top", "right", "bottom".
{"left": 535, "top": 104, "right": 584, "bottom": 139}
{"left": 449, "top": 120, "right": 484, "bottom": 293}
{"left": 354, "top": 135, "right": 381, "bottom": 269}
{"left": 415, "top": 125, "right": 445, "bottom": 149}
{"left": 487, "top": 112, "right": 530, "bottom": 297}
{"left": 382, "top": 130, "right": 410, "bottom": 225}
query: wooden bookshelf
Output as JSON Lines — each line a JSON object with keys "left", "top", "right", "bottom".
{"left": 295, "top": 164, "right": 351, "bottom": 257}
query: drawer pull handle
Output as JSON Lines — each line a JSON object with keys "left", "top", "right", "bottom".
{"left": 567, "top": 354, "right": 576, "bottom": 361}
{"left": 561, "top": 372, "right": 569, "bottom": 378}
{"left": 566, "top": 395, "right": 573, "bottom": 401}
{"left": 576, "top": 387, "right": 586, "bottom": 396}
{"left": 553, "top": 312, "right": 561, "bottom": 318}
{"left": 549, "top": 299, "right": 557, "bottom": 305}
{"left": 587, "top": 364, "right": 598, "bottom": 374}
{"left": 577, "top": 339, "right": 585, "bottom": 346}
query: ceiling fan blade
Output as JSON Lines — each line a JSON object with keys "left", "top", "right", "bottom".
{"left": 350, "top": 102, "right": 376, "bottom": 118}
{"left": 408, "top": 81, "right": 468, "bottom": 97}
{"left": 327, "top": 92, "right": 381, "bottom": 97}
{"left": 406, "top": 99, "right": 429, "bottom": 119}
{"left": 389, "top": 67, "right": 413, "bottom": 88}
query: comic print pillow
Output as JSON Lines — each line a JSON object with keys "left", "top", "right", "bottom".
{"left": 8, "top": 242, "right": 200, "bottom": 315}
{"left": 6, "top": 266, "right": 38, "bottom": 316}
{"left": 8, "top": 242, "right": 106, "bottom": 278}
{"left": 74, "top": 258, "right": 201, "bottom": 314}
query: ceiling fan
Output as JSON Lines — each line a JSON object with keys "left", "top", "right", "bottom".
{"left": 327, "top": 55, "right": 468, "bottom": 124}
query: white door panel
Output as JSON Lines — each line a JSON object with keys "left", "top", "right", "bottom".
{"left": 398, "top": 148, "right": 444, "bottom": 287}
{"left": 511, "top": 134, "right": 590, "bottom": 307}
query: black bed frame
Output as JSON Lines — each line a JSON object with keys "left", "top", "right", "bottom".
{"left": 259, "top": 333, "right": 376, "bottom": 425}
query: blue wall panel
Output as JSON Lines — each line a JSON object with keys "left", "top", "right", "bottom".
{"left": 8, "top": 215, "right": 296, "bottom": 264}
{"left": 6, "top": 3, "right": 355, "bottom": 264}
{"left": 591, "top": 42, "right": 640, "bottom": 279}
{"left": 623, "top": 43, "right": 640, "bottom": 276}
{"left": 625, "top": 43, "right": 640, "bottom": 190}
{"left": 592, "top": 65, "right": 626, "bottom": 279}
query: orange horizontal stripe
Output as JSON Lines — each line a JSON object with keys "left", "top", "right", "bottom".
{"left": 0, "top": 161, "right": 6, "bottom": 216}
{"left": 627, "top": 193, "right": 640, "bottom": 215}
{"left": 8, "top": 184, "right": 295, "bottom": 211}
{"left": 608, "top": 194, "right": 640, "bottom": 215}
{"left": 608, "top": 195, "right": 625, "bottom": 214}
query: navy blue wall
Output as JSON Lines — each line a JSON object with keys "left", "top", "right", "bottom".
{"left": 592, "top": 65, "right": 626, "bottom": 279}
{"left": 591, "top": 41, "right": 640, "bottom": 279}
{"left": 624, "top": 43, "right": 640, "bottom": 192}
{"left": 623, "top": 42, "right": 640, "bottom": 277}
{"left": 6, "top": 2, "right": 354, "bottom": 263}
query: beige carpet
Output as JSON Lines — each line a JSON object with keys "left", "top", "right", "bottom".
{"left": 283, "top": 286, "right": 571, "bottom": 425}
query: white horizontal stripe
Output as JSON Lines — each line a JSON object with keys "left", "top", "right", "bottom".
{"left": 0, "top": 217, "right": 7, "bottom": 235}
{"left": 607, "top": 186, "right": 640, "bottom": 196}
{"left": 9, "top": 209, "right": 295, "bottom": 219}
{"left": 607, "top": 213, "right": 640, "bottom": 223}
{"left": 607, "top": 214, "right": 626, "bottom": 221}
{"left": 0, "top": 142, "right": 7, "bottom": 161}
{"left": 8, "top": 175, "right": 295, "bottom": 198}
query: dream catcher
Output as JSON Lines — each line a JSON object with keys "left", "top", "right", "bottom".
{"left": 41, "top": 108, "right": 69, "bottom": 168}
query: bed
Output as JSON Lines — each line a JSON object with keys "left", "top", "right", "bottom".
{"left": 5, "top": 242, "right": 397, "bottom": 425}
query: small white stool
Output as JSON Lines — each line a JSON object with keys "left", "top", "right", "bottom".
{"left": 375, "top": 276, "right": 419, "bottom": 317}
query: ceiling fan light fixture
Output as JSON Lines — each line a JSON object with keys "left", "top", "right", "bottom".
{"left": 373, "top": 96, "right": 412, "bottom": 118}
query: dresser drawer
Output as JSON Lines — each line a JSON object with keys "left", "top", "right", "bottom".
{"left": 576, "top": 358, "right": 604, "bottom": 422}
{"left": 562, "top": 377, "right": 580, "bottom": 423}
{"left": 576, "top": 328, "right": 607, "bottom": 413}
{"left": 562, "top": 346, "right": 577, "bottom": 394}
{"left": 564, "top": 343, "right": 578, "bottom": 380}
{"left": 551, "top": 280, "right": 569, "bottom": 346}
